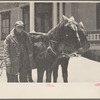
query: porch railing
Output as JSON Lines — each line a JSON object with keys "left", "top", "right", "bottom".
{"left": 87, "top": 30, "right": 100, "bottom": 50}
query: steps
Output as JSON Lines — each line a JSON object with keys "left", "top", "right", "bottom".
{"left": 0, "top": 41, "right": 4, "bottom": 60}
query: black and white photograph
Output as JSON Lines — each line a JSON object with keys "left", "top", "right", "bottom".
{"left": 0, "top": 1, "right": 100, "bottom": 98}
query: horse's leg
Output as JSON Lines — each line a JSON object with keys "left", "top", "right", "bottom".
{"left": 37, "top": 68, "right": 44, "bottom": 82}
{"left": 46, "top": 69, "right": 52, "bottom": 82}
{"left": 27, "top": 69, "right": 33, "bottom": 82}
{"left": 61, "top": 57, "right": 69, "bottom": 83}
{"left": 52, "top": 61, "right": 59, "bottom": 83}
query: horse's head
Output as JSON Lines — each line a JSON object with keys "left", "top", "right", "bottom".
{"left": 48, "top": 15, "right": 90, "bottom": 56}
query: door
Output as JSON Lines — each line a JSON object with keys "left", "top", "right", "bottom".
{"left": 35, "top": 3, "right": 52, "bottom": 33}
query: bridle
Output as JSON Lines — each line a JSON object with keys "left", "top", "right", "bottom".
{"left": 47, "top": 42, "right": 79, "bottom": 58}
{"left": 47, "top": 38, "right": 80, "bottom": 58}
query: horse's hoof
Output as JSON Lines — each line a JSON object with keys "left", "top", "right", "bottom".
{"left": 29, "top": 79, "right": 34, "bottom": 82}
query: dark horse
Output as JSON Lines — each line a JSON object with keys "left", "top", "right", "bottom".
{"left": 30, "top": 15, "right": 90, "bottom": 82}
{"left": 52, "top": 16, "right": 89, "bottom": 83}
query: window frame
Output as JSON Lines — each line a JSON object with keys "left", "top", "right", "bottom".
{"left": 35, "top": 3, "right": 52, "bottom": 33}
{"left": 22, "top": 5, "right": 30, "bottom": 32}
{"left": 1, "top": 11, "right": 10, "bottom": 40}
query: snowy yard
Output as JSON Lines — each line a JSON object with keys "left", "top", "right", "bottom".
{"left": 0, "top": 56, "right": 100, "bottom": 83}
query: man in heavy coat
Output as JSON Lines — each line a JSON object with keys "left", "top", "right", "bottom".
{"left": 3, "top": 21, "right": 34, "bottom": 82}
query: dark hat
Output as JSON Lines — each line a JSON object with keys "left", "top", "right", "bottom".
{"left": 15, "top": 21, "right": 24, "bottom": 27}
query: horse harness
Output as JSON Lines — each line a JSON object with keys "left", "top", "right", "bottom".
{"left": 47, "top": 27, "right": 82, "bottom": 59}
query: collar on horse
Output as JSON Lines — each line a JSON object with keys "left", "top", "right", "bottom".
{"left": 47, "top": 39, "right": 79, "bottom": 58}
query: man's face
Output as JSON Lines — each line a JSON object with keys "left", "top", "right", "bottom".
{"left": 15, "top": 26, "right": 23, "bottom": 33}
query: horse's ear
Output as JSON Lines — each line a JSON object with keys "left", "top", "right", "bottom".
{"left": 62, "top": 15, "right": 69, "bottom": 21}
{"left": 79, "top": 22, "right": 84, "bottom": 28}
{"left": 65, "top": 23, "right": 78, "bottom": 31}
{"left": 69, "top": 16, "right": 75, "bottom": 21}
{"left": 71, "top": 24, "right": 78, "bottom": 31}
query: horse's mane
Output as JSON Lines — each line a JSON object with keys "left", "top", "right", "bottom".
{"left": 47, "top": 20, "right": 67, "bottom": 41}
{"left": 49, "top": 20, "right": 67, "bottom": 34}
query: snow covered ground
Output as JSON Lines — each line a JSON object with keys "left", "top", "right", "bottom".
{"left": 0, "top": 56, "right": 100, "bottom": 83}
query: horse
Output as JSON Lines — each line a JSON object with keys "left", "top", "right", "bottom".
{"left": 52, "top": 16, "right": 90, "bottom": 83}
{"left": 30, "top": 15, "right": 90, "bottom": 82}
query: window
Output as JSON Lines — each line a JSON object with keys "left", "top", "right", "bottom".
{"left": 35, "top": 3, "right": 52, "bottom": 33}
{"left": 23, "top": 6, "right": 30, "bottom": 32}
{"left": 1, "top": 11, "right": 10, "bottom": 40}
{"left": 63, "top": 3, "right": 65, "bottom": 15}
{"left": 96, "top": 3, "right": 100, "bottom": 29}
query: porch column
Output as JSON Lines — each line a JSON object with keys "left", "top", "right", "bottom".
{"left": 0, "top": 14, "right": 1, "bottom": 40}
{"left": 30, "top": 2, "right": 35, "bottom": 32}
{"left": 59, "top": 3, "right": 63, "bottom": 22}
{"left": 52, "top": 3, "right": 57, "bottom": 27}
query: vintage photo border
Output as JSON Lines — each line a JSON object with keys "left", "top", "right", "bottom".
{"left": 0, "top": 0, "right": 100, "bottom": 99}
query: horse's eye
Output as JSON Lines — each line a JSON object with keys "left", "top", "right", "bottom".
{"left": 66, "top": 34, "right": 68, "bottom": 37}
